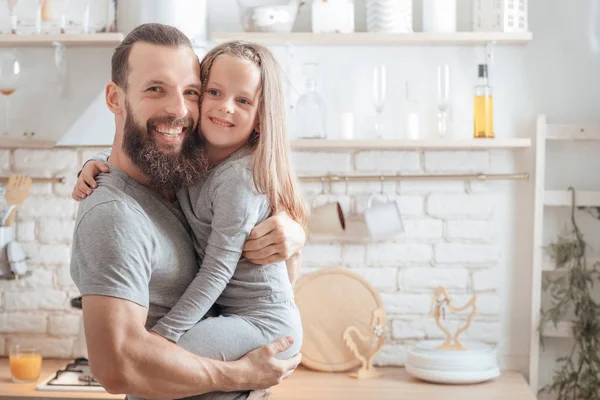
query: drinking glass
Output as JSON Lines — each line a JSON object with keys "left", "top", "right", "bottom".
{"left": 0, "top": 51, "right": 19, "bottom": 135}
{"left": 372, "top": 64, "right": 386, "bottom": 138}
{"left": 436, "top": 64, "right": 450, "bottom": 137}
{"left": 9, "top": 345, "right": 42, "bottom": 383}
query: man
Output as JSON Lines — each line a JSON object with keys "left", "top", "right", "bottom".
{"left": 70, "top": 23, "right": 305, "bottom": 400}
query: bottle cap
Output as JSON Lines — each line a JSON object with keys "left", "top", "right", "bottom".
{"left": 478, "top": 64, "right": 488, "bottom": 78}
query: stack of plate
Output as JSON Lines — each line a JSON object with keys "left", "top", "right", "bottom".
{"left": 406, "top": 340, "right": 500, "bottom": 384}
{"left": 366, "top": 0, "right": 413, "bottom": 33}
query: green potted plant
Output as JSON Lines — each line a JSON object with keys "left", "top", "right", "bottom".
{"left": 539, "top": 187, "right": 600, "bottom": 399}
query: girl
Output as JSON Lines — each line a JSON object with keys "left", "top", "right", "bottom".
{"left": 73, "top": 41, "right": 307, "bottom": 367}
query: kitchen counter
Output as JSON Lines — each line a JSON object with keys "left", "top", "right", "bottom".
{"left": 0, "top": 358, "right": 536, "bottom": 400}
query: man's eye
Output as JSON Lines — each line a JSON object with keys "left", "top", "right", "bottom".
{"left": 185, "top": 90, "right": 200, "bottom": 96}
{"left": 147, "top": 87, "right": 162, "bottom": 93}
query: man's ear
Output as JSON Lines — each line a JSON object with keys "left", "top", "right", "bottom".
{"left": 105, "top": 82, "right": 125, "bottom": 115}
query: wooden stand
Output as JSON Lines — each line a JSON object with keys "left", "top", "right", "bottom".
{"left": 342, "top": 307, "right": 386, "bottom": 379}
{"left": 428, "top": 286, "right": 478, "bottom": 351}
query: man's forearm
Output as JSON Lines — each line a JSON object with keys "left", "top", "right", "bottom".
{"left": 83, "top": 296, "right": 247, "bottom": 398}
{"left": 115, "top": 331, "right": 246, "bottom": 398}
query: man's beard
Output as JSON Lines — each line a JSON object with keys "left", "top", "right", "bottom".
{"left": 122, "top": 103, "right": 207, "bottom": 191}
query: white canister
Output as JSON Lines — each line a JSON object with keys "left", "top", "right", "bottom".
{"left": 422, "top": 0, "right": 456, "bottom": 33}
{"left": 117, "top": 0, "right": 208, "bottom": 42}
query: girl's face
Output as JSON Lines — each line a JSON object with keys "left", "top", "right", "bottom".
{"left": 200, "top": 54, "right": 261, "bottom": 154}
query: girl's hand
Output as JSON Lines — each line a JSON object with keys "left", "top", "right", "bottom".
{"left": 72, "top": 161, "right": 110, "bottom": 201}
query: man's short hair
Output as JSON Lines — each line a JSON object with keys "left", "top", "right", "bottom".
{"left": 111, "top": 23, "right": 193, "bottom": 90}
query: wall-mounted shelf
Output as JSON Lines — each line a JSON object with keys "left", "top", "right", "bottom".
{"left": 0, "top": 138, "right": 533, "bottom": 150}
{"left": 0, "top": 271, "right": 32, "bottom": 280}
{"left": 542, "top": 321, "right": 574, "bottom": 338}
{"left": 546, "top": 124, "right": 600, "bottom": 141}
{"left": 0, "top": 33, "right": 123, "bottom": 47}
{"left": 291, "top": 138, "right": 531, "bottom": 150}
{"left": 544, "top": 190, "right": 600, "bottom": 207}
{"left": 0, "top": 138, "right": 56, "bottom": 148}
{"left": 212, "top": 32, "right": 533, "bottom": 46}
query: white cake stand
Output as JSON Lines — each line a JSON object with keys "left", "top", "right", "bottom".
{"left": 407, "top": 340, "right": 500, "bottom": 384}
{"left": 405, "top": 286, "right": 500, "bottom": 385}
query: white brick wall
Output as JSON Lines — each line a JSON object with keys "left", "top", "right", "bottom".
{"left": 0, "top": 147, "right": 503, "bottom": 363}
{"left": 424, "top": 151, "right": 490, "bottom": 173}
{"left": 0, "top": 148, "right": 84, "bottom": 358}
{"left": 355, "top": 151, "right": 421, "bottom": 172}
{"left": 427, "top": 194, "right": 494, "bottom": 219}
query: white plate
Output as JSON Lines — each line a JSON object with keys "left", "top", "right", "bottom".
{"left": 406, "top": 364, "right": 500, "bottom": 384}
{"left": 407, "top": 340, "right": 498, "bottom": 371}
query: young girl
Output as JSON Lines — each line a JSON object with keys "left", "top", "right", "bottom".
{"left": 74, "top": 41, "right": 307, "bottom": 365}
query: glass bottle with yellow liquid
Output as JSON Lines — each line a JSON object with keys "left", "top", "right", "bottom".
{"left": 473, "top": 64, "right": 494, "bottom": 139}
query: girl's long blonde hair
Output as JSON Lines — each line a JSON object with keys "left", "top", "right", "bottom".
{"left": 199, "top": 41, "right": 308, "bottom": 228}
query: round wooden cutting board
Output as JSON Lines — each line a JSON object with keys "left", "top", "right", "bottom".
{"left": 294, "top": 267, "right": 386, "bottom": 372}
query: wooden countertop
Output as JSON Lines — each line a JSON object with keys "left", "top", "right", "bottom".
{"left": 0, "top": 358, "right": 535, "bottom": 400}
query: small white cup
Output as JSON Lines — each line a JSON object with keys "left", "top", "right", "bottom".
{"left": 364, "top": 194, "right": 404, "bottom": 240}
{"left": 308, "top": 197, "right": 346, "bottom": 235}
{"left": 0, "top": 226, "right": 14, "bottom": 276}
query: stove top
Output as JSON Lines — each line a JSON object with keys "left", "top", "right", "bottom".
{"left": 36, "top": 358, "right": 107, "bottom": 393}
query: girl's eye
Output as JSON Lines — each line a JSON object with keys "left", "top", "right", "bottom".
{"left": 238, "top": 98, "right": 250, "bottom": 105}
{"left": 207, "top": 89, "right": 219, "bottom": 96}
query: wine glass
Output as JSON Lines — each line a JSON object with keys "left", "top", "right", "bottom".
{"left": 0, "top": 52, "right": 20, "bottom": 136}
{"left": 372, "top": 64, "right": 387, "bottom": 138}
{"left": 436, "top": 64, "right": 450, "bottom": 138}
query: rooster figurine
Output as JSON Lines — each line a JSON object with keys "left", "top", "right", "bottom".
{"left": 342, "top": 307, "right": 386, "bottom": 379}
{"left": 429, "top": 286, "right": 477, "bottom": 351}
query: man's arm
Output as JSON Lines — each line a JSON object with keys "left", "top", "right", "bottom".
{"left": 72, "top": 203, "right": 300, "bottom": 398}
{"left": 83, "top": 295, "right": 299, "bottom": 398}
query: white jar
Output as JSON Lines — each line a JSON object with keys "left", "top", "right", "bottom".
{"left": 117, "top": 0, "right": 208, "bottom": 42}
{"left": 367, "top": 0, "right": 413, "bottom": 33}
{"left": 422, "top": 0, "right": 456, "bottom": 33}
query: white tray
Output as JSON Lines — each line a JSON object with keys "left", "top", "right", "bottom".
{"left": 406, "top": 364, "right": 501, "bottom": 384}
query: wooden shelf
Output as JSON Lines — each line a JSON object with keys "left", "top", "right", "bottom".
{"left": 0, "top": 33, "right": 123, "bottom": 47}
{"left": 0, "top": 138, "right": 56, "bottom": 148}
{"left": 544, "top": 190, "right": 600, "bottom": 207}
{"left": 291, "top": 138, "right": 531, "bottom": 150}
{"left": 542, "top": 321, "right": 574, "bottom": 338}
{"left": 212, "top": 31, "right": 533, "bottom": 46}
{"left": 546, "top": 124, "right": 600, "bottom": 141}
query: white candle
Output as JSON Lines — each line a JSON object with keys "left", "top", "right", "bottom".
{"left": 339, "top": 112, "right": 354, "bottom": 139}
{"left": 406, "top": 112, "right": 419, "bottom": 140}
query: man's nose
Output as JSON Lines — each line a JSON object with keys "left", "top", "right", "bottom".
{"left": 164, "top": 93, "right": 188, "bottom": 119}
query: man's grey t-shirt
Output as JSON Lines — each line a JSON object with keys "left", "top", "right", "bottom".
{"left": 70, "top": 165, "right": 219, "bottom": 399}
{"left": 70, "top": 165, "right": 199, "bottom": 329}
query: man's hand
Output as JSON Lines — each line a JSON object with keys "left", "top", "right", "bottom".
{"left": 233, "top": 336, "right": 302, "bottom": 391}
{"left": 243, "top": 212, "right": 306, "bottom": 264}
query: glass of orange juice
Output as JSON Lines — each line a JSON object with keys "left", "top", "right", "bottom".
{"left": 9, "top": 345, "right": 42, "bottom": 383}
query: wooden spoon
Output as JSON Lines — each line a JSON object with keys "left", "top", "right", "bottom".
{"left": 3, "top": 175, "right": 32, "bottom": 227}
